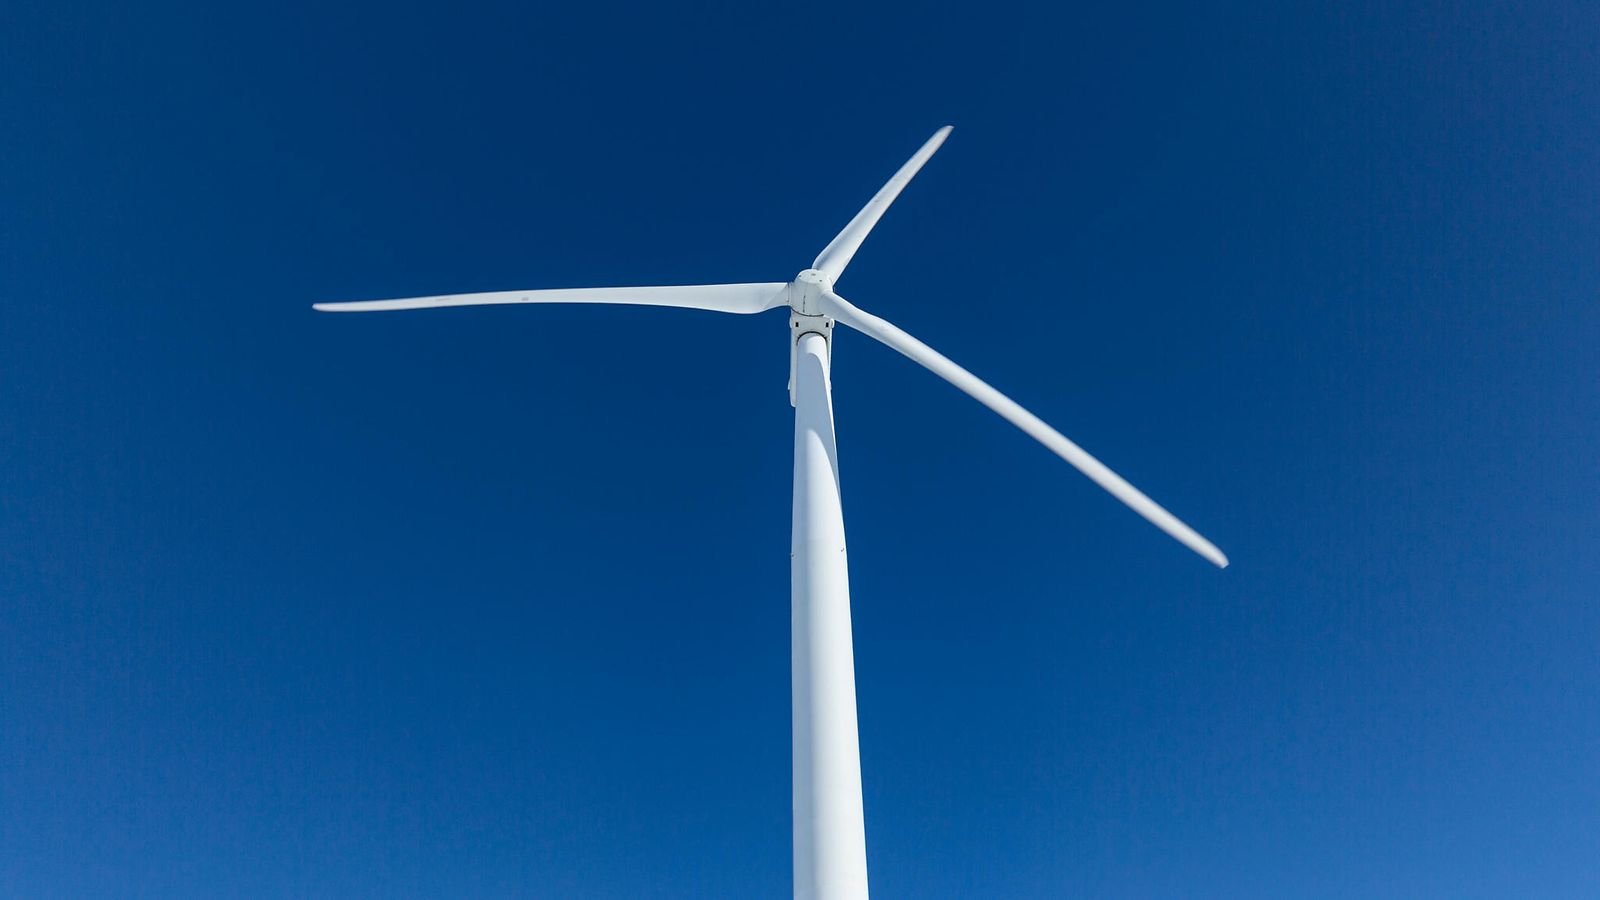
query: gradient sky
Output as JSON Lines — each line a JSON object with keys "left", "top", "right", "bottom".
{"left": 3, "top": 1, "right": 1598, "bottom": 897}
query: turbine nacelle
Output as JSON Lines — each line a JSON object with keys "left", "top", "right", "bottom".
{"left": 784, "top": 271, "right": 836, "bottom": 408}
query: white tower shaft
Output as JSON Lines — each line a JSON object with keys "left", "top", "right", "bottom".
{"left": 791, "top": 331, "right": 870, "bottom": 900}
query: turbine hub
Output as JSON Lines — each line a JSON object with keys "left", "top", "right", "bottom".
{"left": 784, "top": 268, "right": 834, "bottom": 316}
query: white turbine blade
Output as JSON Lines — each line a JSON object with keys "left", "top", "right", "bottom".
{"left": 812, "top": 126, "right": 952, "bottom": 284}
{"left": 821, "top": 293, "right": 1229, "bottom": 568}
{"left": 313, "top": 282, "right": 789, "bottom": 314}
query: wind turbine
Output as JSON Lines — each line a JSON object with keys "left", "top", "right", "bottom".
{"left": 315, "top": 126, "right": 1227, "bottom": 900}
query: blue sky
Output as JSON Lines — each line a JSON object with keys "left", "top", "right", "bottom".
{"left": 3, "top": 1, "right": 1597, "bottom": 896}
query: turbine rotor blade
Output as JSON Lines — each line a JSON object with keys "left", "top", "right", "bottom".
{"left": 821, "top": 292, "right": 1229, "bottom": 568}
{"left": 811, "top": 127, "right": 952, "bottom": 284}
{"left": 313, "top": 282, "right": 789, "bottom": 314}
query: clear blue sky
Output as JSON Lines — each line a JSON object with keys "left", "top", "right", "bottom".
{"left": 3, "top": 1, "right": 1597, "bottom": 897}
